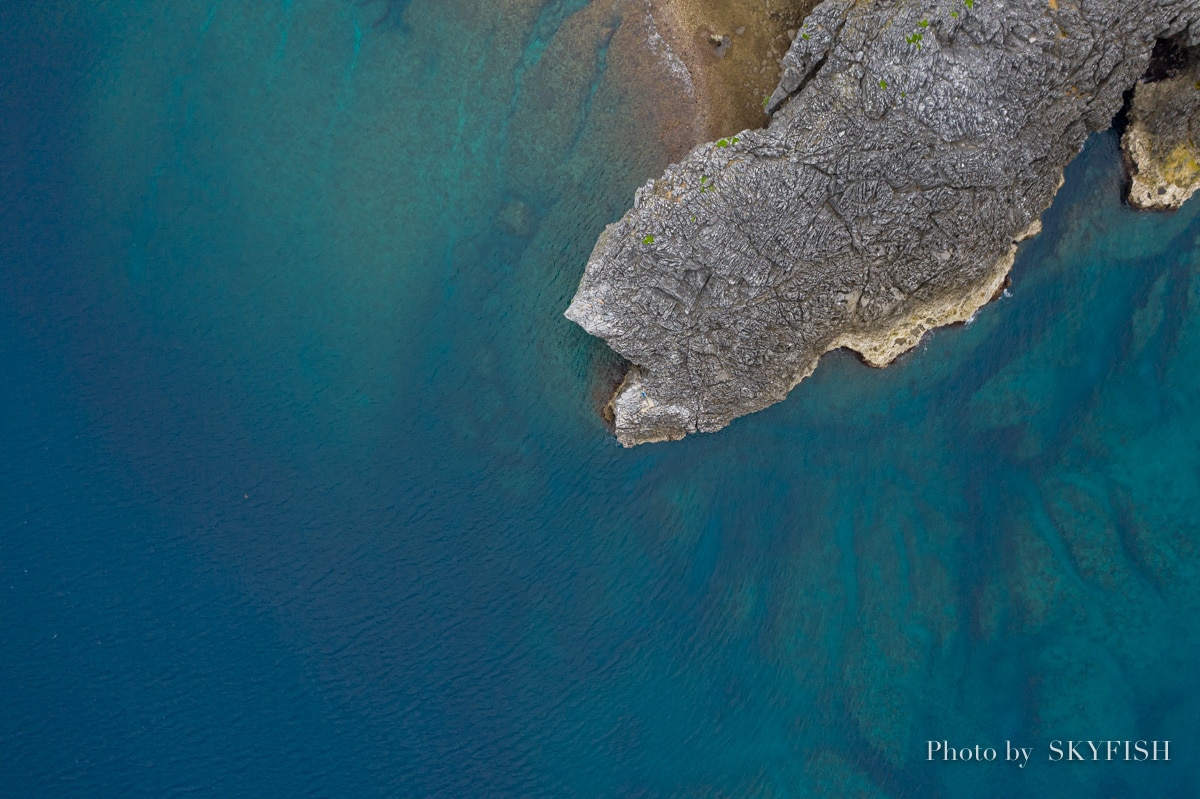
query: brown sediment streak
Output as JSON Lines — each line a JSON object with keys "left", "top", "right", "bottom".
{"left": 644, "top": 0, "right": 821, "bottom": 140}
{"left": 571, "top": 0, "right": 819, "bottom": 162}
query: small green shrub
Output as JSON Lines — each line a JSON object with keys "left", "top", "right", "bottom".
{"left": 642, "top": 235, "right": 655, "bottom": 244}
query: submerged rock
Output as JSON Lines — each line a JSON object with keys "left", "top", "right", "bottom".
{"left": 567, "top": 0, "right": 1200, "bottom": 446}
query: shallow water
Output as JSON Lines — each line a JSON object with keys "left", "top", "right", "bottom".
{"left": 3, "top": 1, "right": 1200, "bottom": 796}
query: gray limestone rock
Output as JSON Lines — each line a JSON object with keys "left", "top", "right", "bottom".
{"left": 567, "top": 0, "right": 1200, "bottom": 446}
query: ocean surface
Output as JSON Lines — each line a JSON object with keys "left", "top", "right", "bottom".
{"left": 3, "top": 1, "right": 1200, "bottom": 796}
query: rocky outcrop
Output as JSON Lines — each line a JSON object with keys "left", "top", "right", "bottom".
{"left": 567, "top": 0, "right": 1200, "bottom": 446}
{"left": 1123, "top": 40, "right": 1200, "bottom": 210}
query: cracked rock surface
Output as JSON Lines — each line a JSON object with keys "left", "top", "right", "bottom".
{"left": 566, "top": 0, "right": 1200, "bottom": 446}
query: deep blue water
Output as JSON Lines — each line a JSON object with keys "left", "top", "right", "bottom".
{"left": 4, "top": 1, "right": 1200, "bottom": 796}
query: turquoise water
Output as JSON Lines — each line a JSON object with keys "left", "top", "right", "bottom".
{"left": 3, "top": 1, "right": 1200, "bottom": 796}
